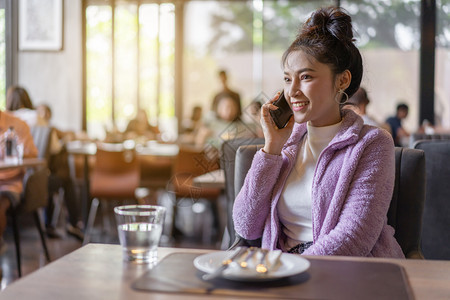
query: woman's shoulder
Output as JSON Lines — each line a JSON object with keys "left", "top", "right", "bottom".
{"left": 360, "top": 123, "right": 394, "bottom": 145}
{"left": 337, "top": 110, "right": 394, "bottom": 152}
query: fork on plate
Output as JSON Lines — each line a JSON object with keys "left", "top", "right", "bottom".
{"left": 255, "top": 249, "right": 269, "bottom": 274}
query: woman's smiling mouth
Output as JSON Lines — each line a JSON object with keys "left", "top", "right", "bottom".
{"left": 291, "top": 101, "right": 310, "bottom": 111}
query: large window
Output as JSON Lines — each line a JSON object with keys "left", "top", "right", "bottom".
{"left": 0, "top": 1, "right": 6, "bottom": 109}
{"left": 436, "top": 0, "right": 450, "bottom": 129}
{"left": 85, "top": 0, "right": 444, "bottom": 138}
{"left": 341, "top": 0, "right": 421, "bottom": 132}
{"left": 85, "top": 1, "right": 175, "bottom": 140}
{"left": 182, "top": 0, "right": 333, "bottom": 122}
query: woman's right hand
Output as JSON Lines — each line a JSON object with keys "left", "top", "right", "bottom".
{"left": 260, "top": 92, "right": 295, "bottom": 155}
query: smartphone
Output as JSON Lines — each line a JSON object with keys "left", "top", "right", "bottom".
{"left": 269, "top": 92, "right": 293, "bottom": 129}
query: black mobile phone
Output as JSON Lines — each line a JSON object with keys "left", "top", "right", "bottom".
{"left": 269, "top": 92, "right": 293, "bottom": 129}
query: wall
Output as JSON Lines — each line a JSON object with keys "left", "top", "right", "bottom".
{"left": 17, "top": 0, "right": 82, "bottom": 132}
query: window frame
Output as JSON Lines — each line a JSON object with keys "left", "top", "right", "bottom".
{"left": 2, "top": 0, "right": 16, "bottom": 98}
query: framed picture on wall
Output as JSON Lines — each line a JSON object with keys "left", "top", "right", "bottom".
{"left": 18, "top": 0, "right": 63, "bottom": 51}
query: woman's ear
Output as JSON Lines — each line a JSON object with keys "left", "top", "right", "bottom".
{"left": 337, "top": 70, "right": 352, "bottom": 90}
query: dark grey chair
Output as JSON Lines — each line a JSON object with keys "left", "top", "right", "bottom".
{"left": 229, "top": 146, "right": 426, "bottom": 259}
{"left": 409, "top": 133, "right": 450, "bottom": 148}
{"left": 414, "top": 139, "right": 450, "bottom": 260}
{"left": 220, "top": 138, "right": 264, "bottom": 247}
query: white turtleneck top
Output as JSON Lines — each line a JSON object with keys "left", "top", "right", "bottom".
{"left": 277, "top": 120, "right": 342, "bottom": 249}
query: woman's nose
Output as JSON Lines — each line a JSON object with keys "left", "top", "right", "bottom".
{"left": 288, "top": 80, "right": 301, "bottom": 98}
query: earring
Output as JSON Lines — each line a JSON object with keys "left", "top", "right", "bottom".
{"left": 335, "top": 89, "right": 349, "bottom": 105}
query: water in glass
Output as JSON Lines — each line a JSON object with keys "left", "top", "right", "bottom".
{"left": 118, "top": 222, "right": 162, "bottom": 263}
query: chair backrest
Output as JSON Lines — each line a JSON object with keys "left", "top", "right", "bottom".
{"left": 232, "top": 145, "right": 426, "bottom": 258}
{"left": 30, "top": 126, "right": 53, "bottom": 160}
{"left": 414, "top": 139, "right": 450, "bottom": 260}
{"left": 16, "top": 126, "right": 52, "bottom": 213}
{"left": 409, "top": 133, "right": 450, "bottom": 148}
{"left": 173, "top": 146, "right": 220, "bottom": 177}
{"left": 19, "top": 168, "right": 49, "bottom": 213}
{"left": 221, "top": 138, "right": 264, "bottom": 246}
{"left": 90, "top": 146, "right": 140, "bottom": 199}
{"left": 388, "top": 147, "right": 426, "bottom": 258}
{"left": 170, "top": 146, "right": 221, "bottom": 199}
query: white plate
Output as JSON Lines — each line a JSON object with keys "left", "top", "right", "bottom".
{"left": 193, "top": 250, "right": 310, "bottom": 281}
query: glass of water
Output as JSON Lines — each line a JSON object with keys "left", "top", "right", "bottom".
{"left": 114, "top": 205, "right": 166, "bottom": 263}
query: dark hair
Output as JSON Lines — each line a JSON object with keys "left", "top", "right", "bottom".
{"left": 6, "top": 86, "right": 33, "bottom": 111}
{"left": 397, "top": 103, "right": 409, "bottom": 111}
{"left": 281, "top": 7, "right": 363, "bottom": 103}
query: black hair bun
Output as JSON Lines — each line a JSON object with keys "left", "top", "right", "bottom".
{"left": 305, "top": 7, "right": 355, "bottom": 44}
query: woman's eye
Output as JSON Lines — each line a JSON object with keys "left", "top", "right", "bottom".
{"left": 301, "top": 74, "right": 311, "bottom": 80}
{"left": 284, "top": 77, "right": 291, "bottom": 83}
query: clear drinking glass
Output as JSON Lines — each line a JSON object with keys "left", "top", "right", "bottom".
{"left": 114, "top": 205, "right": 166, "bottom": 263}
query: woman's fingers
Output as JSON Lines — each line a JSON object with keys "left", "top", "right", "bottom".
{"left": 261, "top": 102, "right": 277, "bottom": 128}
{"left": 268, "top": 91, "right": 282, "bottom": 105}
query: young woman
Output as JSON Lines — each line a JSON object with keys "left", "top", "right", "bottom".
{"left": 233, "top": 7, "right": 404, "bottom": 258}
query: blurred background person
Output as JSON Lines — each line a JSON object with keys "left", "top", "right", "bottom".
{"left": 36, "top": 104, "right": 75, "bottom": 143}
{"left": 178, "top": 105, "right": 203, "bottom": 145}
{"left": 211, "top": 69, "right": 241, "bottom": 114}
{"left": 7, "top": 87, "right": 83, "bottom": 240}
{"left": 196, "top": 94, "right": 259, "bottom": 153}
{"left": 345, "top": 87, "right": 379, "bottom": 126}
{"left": 6, "top": 86, "right": 37, "bottom": 127}
{"left": 242, "top": 100, "right": 264, "bottom": 138}
{"left": 124, "top": 108, "right": 160, "bottom": 142}
{"left": 386, "top": 103, "right": 410, "bottom": 147}
{"left": 35, "top": 104, "right": 83, "bottom": 240}
{"left": 0, "top": 110, "right": 38, "bottom": 252}
{"left": 181, "top": 105, "right": 203, "bottom": 134}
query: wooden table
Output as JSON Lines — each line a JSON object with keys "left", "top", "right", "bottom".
{"left": 192, "top": 169, "right": 225, "bottom": 189}
{"left": 0, "top": 158, "right": 46, "bottom": 170}
{"left": 1, "top": 244, "right": 449, "bottom": 299}
{"left": 65, "top": 141, "right": 179, "bottom": 157}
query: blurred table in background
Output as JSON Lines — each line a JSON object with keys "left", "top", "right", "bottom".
{"left": 66, "top": 140, "right": 179, "bottom": 221}
{"left": 0, "top": 158, "right": 46, "bottom": 170}
{"left": 193, "top": 169, "right": 225, "bottom": 189}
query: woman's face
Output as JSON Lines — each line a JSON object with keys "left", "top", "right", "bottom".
{"left": 217, "top": 97, "right": 239, "bottom": 122}
{"left": 283, "top": 50, "right": 343, "bottom": 127}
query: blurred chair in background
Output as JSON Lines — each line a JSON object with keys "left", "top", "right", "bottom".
{"left": 414, "top": 139, "right": 450, "bottom": 260}
{"left": 409, "top": 132, "right": 450, "bottom": 148}
{"left": 83, "top": 144, "right": 140, "bottom": 245}
{"left": 169, "top": 146, "right": 221, "bottom": 244}
{"left": 5, "top": 166, "right": 51, "bottom": 277}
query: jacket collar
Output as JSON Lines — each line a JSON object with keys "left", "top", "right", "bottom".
{"left": 284, "top": 109, "right": 363, "bottom": 151}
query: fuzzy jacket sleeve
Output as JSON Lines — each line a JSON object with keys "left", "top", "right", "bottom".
{"left": 232, "top": 149, "right": 283, "bottom": 240}
{"left": 303, "top": 128, "right": 396, "bottom": 256}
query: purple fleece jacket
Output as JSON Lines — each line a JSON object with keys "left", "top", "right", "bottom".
{"left": 233, "top": 110, "right": 404, "bottom": 258}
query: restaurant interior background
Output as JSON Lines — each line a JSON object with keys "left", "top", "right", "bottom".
{"left": 0, "top": 0, "right": 449, "bottom": 291}
{"left": 0, "top": 0, "right": 449, "bottom": 140}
